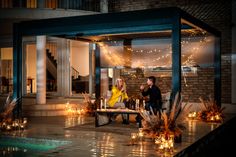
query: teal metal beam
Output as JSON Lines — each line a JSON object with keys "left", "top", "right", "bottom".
{"left": 13, "top": 23, "right": 22, "bottom": 117}
{"left": 171, "top": 13, "right": 181, "bottom": 97}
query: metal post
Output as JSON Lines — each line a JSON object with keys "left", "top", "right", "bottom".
{"left": 215, "top": 36, "right": 221, "bottom": 106}
{"left": 95, "top": 44, "right": 101, "bottom": 99}
{"left": 171, "top": 14, "right": 181, "bottom": 97}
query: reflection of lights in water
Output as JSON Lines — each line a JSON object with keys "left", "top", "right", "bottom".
{"left": 94, "top": 134, "right": 115, "bottom": 156}
{"left": 0, "top": 147, "right": 27, "bottom": 155}
{"left": 65, "top": 116, "right": 85, "bottom": 128}
{"left": 188, "top": 120, "right": 196, "bottom": 135}
{"left": 210, "top": 124, "right": 215, "bottom": 131}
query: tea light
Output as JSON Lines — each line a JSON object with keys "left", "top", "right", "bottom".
{"left": 131, "top": 133, "right": 137, "bottom": 139}
{"left": 159, "top": 144, "right": 164, "bottom": 151}
{"left": 155, "top": 137, "right": 161, "bottom": 145}
{"left": 23, "top": 118, "right": 27, "bottom": 124}
{"left": 131, "top": 133, "right": 137, "bottom": 144}
{"left": 215, "top": 114, "right": 221, "bottom": 121}
{"left": 210, "top": 116, "right": 215, "bottom": 121}
{"left": 15, "top": 122, "right": 19, "bottom": 128}
{"left": 188, "top": 112, "right": 197, "bottom": 118}
{"left": 2, "top": 122, "right": 6, "bottom": 127}
{"left": 138, "top": 128, "right": 144, "bottom": 137}
{"left": 6, "top": 125, "right": 11, "bottom": 131}
{"left": 20, "top": 124, "right": 25, "bottom": 129}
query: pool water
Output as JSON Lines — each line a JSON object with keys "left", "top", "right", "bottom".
{"left": 0, "top": 136, "right": 71, "bottom": 156}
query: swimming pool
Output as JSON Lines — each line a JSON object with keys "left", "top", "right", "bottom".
{"left": 0, "top": 136, "right": 71, "bottom": 156}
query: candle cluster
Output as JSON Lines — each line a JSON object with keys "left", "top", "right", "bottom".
{"left": 65, "top": 103, "right": 86, "bottom": 116}
{"left": 0, "top": 118, "right": 27, "bottom": 132}
{"left": 155, "top": 133, "right": 174, "bottom": 153}
{"left": 130, "top": 128, "right": 145, "bottom": 145}
{"left": 208, "top": 113, "right": 222, "bottom": 122}
{"left": 187, "top": 111, "right": 197, "bottom": 119}
{"left": 100, "top": 98, "right": 107, "bottom": 109}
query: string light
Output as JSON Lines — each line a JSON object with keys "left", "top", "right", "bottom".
{"left": 97, "top": 29, "right": 212, "bottom": 74}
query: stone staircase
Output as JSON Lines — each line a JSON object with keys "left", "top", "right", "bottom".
{"left": 22, "top": 96, "right": 85, "bottom": 117}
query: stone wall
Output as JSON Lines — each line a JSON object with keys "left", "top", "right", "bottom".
{"left": 110, "top": 0, "right": 232, "bottom": 103}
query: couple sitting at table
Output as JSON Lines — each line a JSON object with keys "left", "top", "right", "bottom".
{"left": 107, "top": 76, "right": 162, "bottom": 124}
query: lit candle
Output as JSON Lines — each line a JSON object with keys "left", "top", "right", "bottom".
{"left": 104, "top": 99, "right": 107, "bottom": 110}
{"left": 81, "top": 109, "right": 84, "bottom": 114}
{"left": 6, "top": 125, "right": 11, "bottom": 131}
{"left": 131, "top": 133, "right": 137, "bottom": 139}
{"left": 192, "top": 112, "right": 197, "bottom": 118}
{"left": 188, "top": 113, "right": 192, "bottom": 118}
{"left": 159, "top": 144, "right": 164, "bottom": 150}
{"left": 2, "top": 122, "right": 6, "bottom": 127}
{"left": 136, "top": 99, "right": 140, "bottom": 110}
{"left": 215, "top": 115, "right": 220, "bottom": 121}
{"left": 100, "top": 99, "right": 103, "bottom": 109}
{"left": 138, "top": 128, "right": 144, "bottom": 140}
{"left": 155, "top": 137, "right": 161, "bottom": 144}
{"left": 20, "top": 124, "right": 25, "bottom": 129}
{"left": 131, "top": 133, "right": 137, "bottom": 144}
{"left": 23, "top": 118, "right": 27, "bottom": 124}
{"left": 210, "top": 116, "right": 215, "bottom": 121}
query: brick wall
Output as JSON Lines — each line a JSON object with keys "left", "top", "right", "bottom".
{"left": 122, "top": 67, "right": 214, "bottom": 103}
{"left": 110, "top": 0, "right": 232, "bottom": 103}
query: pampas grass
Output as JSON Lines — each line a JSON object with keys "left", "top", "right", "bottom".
{"left": 197, "top": 96, "right": 225, "bottom": 122}
{"left": 0, "top": 93, "right": 18, "bottom": 123}
{"left": 140, "top": 92, "right": 191, "bottom": 140}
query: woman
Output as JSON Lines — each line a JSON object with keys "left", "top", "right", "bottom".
{"left": 108, "top": 78, "right": 129, "bottom": 124}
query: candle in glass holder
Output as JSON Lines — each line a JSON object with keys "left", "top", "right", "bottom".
{"left": 131, "top": 133, "right": 137, "bottom": 144}
{"left": 215, "top": 114, "right": 221, "bottom": 121}
{"left": 168, "top": 134, "right": 174, "bottom": 152}
{"left": 100, "top": 99, "right": 103, "bottom": 109}
{"left": 20, "top": 124, "right": 25, "bottom": 130}
{"left": 138, "top": 128, "right": 144, "bottom": 141}
{"left": 6, "top": 125, "right": 11, "bottom": 131}
{"left": 104, "top": 99, "right": 107, "bottom": 110}
{"left": 23, "top": 118, "right": 27, "bottom": 124}
{"left": 210, "top": 116, "right": 215, "bottom": 121}
{"left": 188, "top": 112, "right": 197, "bottom": 119}
{"left": 158, "top": 144, "right": 164, "bottom": 153}
{"left": 2, "top": 122, "right": 6, "bottom": 128}
{"left": 188, "top": 113, "right": 192, "bottom": 118}
{"left": 155, "top": 137, "right": 161, "bottom": 145}
{"left": 192, "top": 112, "right": 197, "bottom": 118}
{"left": 15, "top": 122, "right": 19, "bottom": 128}
{"left": 135, "top": 99, "right": 140, "bottom": 110}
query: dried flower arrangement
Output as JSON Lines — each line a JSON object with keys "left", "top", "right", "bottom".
{"left": 197, "top": 96, "right": 225, "bottom": 123}
{"left": 0, "top": 94, "right": 26, "bottom": 131}
{"left": 82, "top": 93, "right": 98, "bottom": 116}
{"left": 0, "top": 94, "right": 18, "bottom": 123}
{"left": 140, "top": 92, "right": 191, "bottom": 142}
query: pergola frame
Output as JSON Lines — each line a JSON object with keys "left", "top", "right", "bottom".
{"left": 13, "top": 7, "right": 221, "bottom": 114}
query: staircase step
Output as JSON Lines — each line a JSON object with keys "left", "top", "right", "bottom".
{"left": 23, "top": 109, "right": 67, "bottom": 117}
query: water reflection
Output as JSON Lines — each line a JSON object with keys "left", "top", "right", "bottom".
{"left": 65, "top": 116, "right": 85, "bottom": 128}
{"left": 210, "top": 123, "right": 220, "bottom": 131}
{"left": 0, "top": 146, "right": 27, "bottom": 156}
{"left": 188, "top": 120, "right": 197, "bottom": 135}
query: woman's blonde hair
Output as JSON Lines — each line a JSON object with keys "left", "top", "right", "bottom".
{"left": 115, "top": 78, "right": 126, "bottom": 91}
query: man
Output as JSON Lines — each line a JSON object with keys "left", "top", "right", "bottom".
{"left": 140, "top": 76, "right": 162, "bottom": 115}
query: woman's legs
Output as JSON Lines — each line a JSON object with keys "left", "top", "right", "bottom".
{"left": 113, "top": 103, "right": 128, "bottom": 124}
